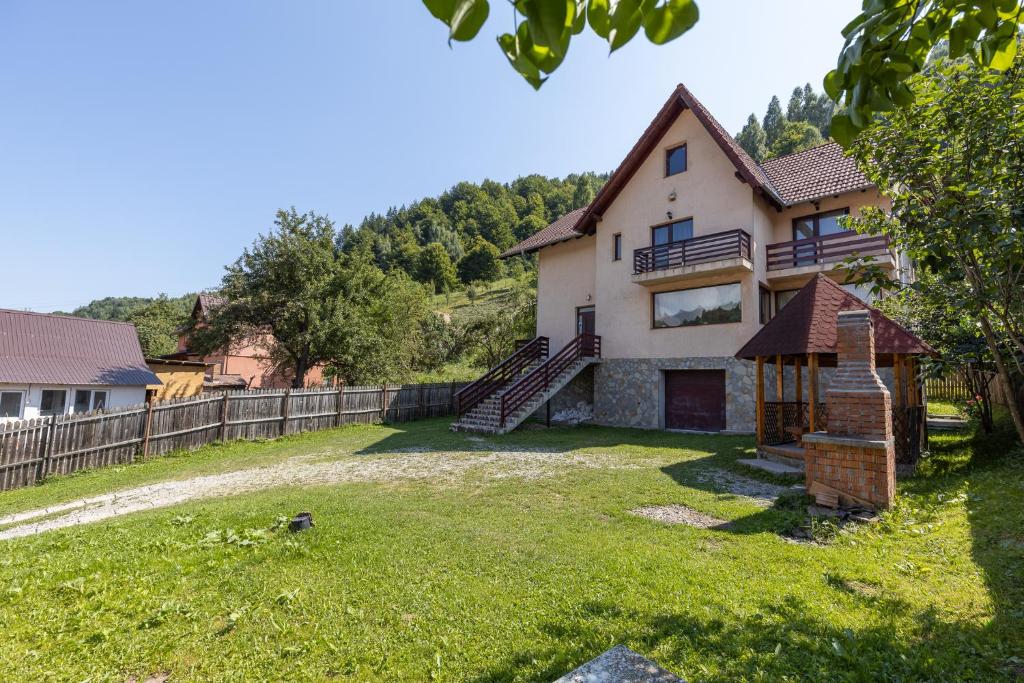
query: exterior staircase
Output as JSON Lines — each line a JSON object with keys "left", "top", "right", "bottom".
{"left": 452, "top": 334, "right": 601, "bottom": 435}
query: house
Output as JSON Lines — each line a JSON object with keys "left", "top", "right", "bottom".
{"left": 453, "top": 83, "right": 909, "bottom": 435}
{"left": 0, "top": 309, "right": 160, "bottom": 422}
{"left": 145, "top": 357, "right": 211, "bottom": 401}
{"left": 166, "top": 293, "right": 329, "bottom": 390}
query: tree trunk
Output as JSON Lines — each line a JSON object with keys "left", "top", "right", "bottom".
{"left": 293, "top": 350, "right": 309, "bottom": 389}
{"left": 979, "top": 313, "right": 1024, "bottom": 444}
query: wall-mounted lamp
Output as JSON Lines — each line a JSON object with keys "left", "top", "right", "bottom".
{"left": 586, "top": 293, "right": 592, "bottom": 302}
{"left": 666, "top": 211, "right": 673, "bottom": 220}
{"left": 668, "top": 190, "right": 677, "bottom": 201}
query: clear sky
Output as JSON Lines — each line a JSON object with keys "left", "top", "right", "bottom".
{"left": 0, "top": 0, "right": 860, "bottom": 311}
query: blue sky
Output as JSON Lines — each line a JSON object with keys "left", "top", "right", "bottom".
{"left": 0, "top": 0, "right": 860, "bottom": 311}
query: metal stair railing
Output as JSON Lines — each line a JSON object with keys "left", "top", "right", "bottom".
{"left": 499, "top": 334, "right": 601, "bottom": 427}
{"left": 454, "top": 337, "right": 549, "bottom": 416}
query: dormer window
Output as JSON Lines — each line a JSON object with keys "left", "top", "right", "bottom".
{"left": 666, "top": 143, "right": 687, "bottom": 176}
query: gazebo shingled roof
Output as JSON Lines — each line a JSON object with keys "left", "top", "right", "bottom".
{"left": 736, "top": 274, "right": 934, "bottom": 360}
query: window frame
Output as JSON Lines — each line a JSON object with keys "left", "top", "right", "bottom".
{"left": 612, "top": 233, "right": 622, "bottom": 261}
{"left": 0, "top": 390, "right": 24, "bottom": 419}
{"left": 791, "top": 207, "right": 851, "bottom": 241}
{"left": 665, "top": 143, "right": 688, "bottom": 177}
{"left": 650, "top": 217, "right": 694, "bottom": 246}
{"left": 92, "top": 390, "right": 108, "bottom": 411}
{"left": 39, "top": 389, "right": 67, "bottom": 416}
{"left": 651, "top": 281, "right": 743, "bottom": 330}
{"left": 759, "top": 286, "right": 772, "bottom": 325}
{"left": 775, "top": 289, "right": 800, "bottom": 313}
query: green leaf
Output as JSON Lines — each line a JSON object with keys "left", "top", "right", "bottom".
{"left": 498, "top": 31, "right": 547, "bottom": 89}
{"left": 641, "top": 0, "right": 699, "bottom": 45}
{"left": 830, "top": 113, "right": 858, "bottom": 147}
{"left": 608, "top": 0, "right": 642, "bottom": 52}
{"left": 986, "top": 32, "right": 1018, "bottom": 70}
{"left": 823, "top": 69, "right": 843, "bottom": 101}
{"left": 448, "top": 0, "right": 489, "bottom": 42}
{"left": 521, "top": 0, "right": 572, "bottom": 56}
{"left": 423, "top": 0, "right": 457, "bottom": 22}
{"left": 587, "top": 0, "right": 611, "bottom": 38}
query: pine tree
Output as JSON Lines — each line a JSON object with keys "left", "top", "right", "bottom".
{"left": 735, "top": 114, "right": 769, "bottom": 162}
{"left": 762, "top": 96, "right": 785, "bottom": 147}
{"left": 786, "top": 87, "right": 805, "bottom": 122}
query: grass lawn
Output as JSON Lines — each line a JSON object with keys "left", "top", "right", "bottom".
{"left": 0, "top": 419, "right": 1021, "bottom": 681}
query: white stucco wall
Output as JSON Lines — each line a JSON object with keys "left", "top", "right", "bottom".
{"left": 0, "top": 383, "right": 147, "bottom": 422}
{"left": 536, "top": 234, "right": 597, "bottom": 353}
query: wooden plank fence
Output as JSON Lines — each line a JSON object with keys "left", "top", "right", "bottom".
{"left": 0, "top": 382, "right": 466, "bottom": 493}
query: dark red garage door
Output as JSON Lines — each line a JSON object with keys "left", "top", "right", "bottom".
{"left": 664, "top": 370, "right": 726, "bottom": 431}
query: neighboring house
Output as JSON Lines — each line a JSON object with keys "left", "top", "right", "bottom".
{"left": 166, "top": 293, "right": 329, "bottom": 390}
{"left": 0, "top": 309, "right": 160, "bottom": 422}
{"left": 145, "top": 357, "right": 211, "bottom": 401}
{"left": 456, "top": 83, "right": 905, "bottom": 435}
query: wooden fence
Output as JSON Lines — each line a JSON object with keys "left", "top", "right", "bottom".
{"left": 0, "top": 383, "right": 466, "bottom": 493}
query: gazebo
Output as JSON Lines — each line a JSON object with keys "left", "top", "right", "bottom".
{"left": 736, "top": 274, "right": 935, "bottom": 467}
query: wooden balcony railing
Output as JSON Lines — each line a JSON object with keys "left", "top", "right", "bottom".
{"left": 455, "top": 336, "right": 548, "bottom": 416}
{"left": 499, "top": 333, "right": 601, "bottom": 427}
{"left": 766, "top": 231, "right": 890, "bottom": 272}
{"left": 633, "top": 229, "right": 751, "bottom": 275}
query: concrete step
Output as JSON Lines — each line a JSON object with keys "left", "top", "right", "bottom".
{"left": 738, "top": 458, "right": 804, "bottom": 478}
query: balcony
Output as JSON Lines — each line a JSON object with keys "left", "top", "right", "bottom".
{"left": 766, "top": 231, "right": 894, "bottom": 285}
{"left": 631, "top": 229, "right": 753, "bottom": 286}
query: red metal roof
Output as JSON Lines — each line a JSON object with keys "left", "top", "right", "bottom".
{"left": 0, "top": 309, "right": 160, "bottom": 386}
{"left": 500, "top": 83, "right": 876, "bottom": 258}
{"left": 735, "top": 274, "right": 934, "bottom": 359}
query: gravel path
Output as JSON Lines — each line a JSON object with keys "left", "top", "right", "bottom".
{"left": 0, "top": 446, "right": 626, "bottom": 541}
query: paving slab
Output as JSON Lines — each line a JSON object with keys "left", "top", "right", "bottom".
{"left": 737, "top": 458, "right": 804, "bottom": 477}
{"left": 553, "top": 645, "right": 685, "bottom": 683}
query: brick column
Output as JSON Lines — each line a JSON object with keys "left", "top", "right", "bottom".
{"left": 802, "top": 310, "right": 896, "bottom": 509}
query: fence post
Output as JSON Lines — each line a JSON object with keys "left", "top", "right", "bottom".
{"left": 281, "top": 388, "right": 292, "bottom": 437}
{"left": 141, "top": 401, "right": 155, "bottom": 459}
{"left": 335, "top": 383, "right": 345, "bottom": 427}
{"left": 417, "top": 383, "right": 425, "bottom": 419}
{"left": 379, "top": 385, "right": 388, "bottom": 423}
{"left": 219, "top": 393, "right": 230, "bottom": 442}
{"left": 36, "top": 415, "right": 58, "bottom": 482}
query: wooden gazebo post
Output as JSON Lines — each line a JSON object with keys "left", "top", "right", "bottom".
{"left": 794, "top": 356, "right": 803, "bottom": 431}
{"left": 808, "top": 352, "right": 818, "bottom": 432}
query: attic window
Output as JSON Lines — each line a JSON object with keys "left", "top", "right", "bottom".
{"left": 666, "top": 144, "right": 687, "bottom": 176}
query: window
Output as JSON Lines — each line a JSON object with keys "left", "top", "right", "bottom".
{"left": 653, "top": 283, "right": 742, "bottom": 328}
{"left": 74, "top": 390, "right": 91, "bottom": 414}
{"left": 0, "top": 391, "right": 22, "bottom": 419}
{"left": 792, "top": 207, "right": 851, "bottom": 265}
{"left": 652, "top": 218, "right": 693, "bottom": 246}
{"left": 40, "top": 390, "right": 67, "bottom": 416}
{"left": 666, "top": 143, "right": 687, "bottom": 176}
{"left": 759, "top": 286, "right": 772, "bottom": 325}
{"left": 775, "top": 289, "right": 799, "bottom": 312}
{"left": 613, "top": 233, "right": 622, "bottom": 261}
{"left": 92, "top": 391, "right": 107, "bottom": 411}
{"left": 842, "top": 282, "right": 874, "bottom": 304}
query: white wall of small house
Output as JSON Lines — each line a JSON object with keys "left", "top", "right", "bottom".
{"left": 0, "top": 384, "right": 147, "bottom": 422}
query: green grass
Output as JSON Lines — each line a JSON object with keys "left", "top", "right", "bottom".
{"left": 927, "top": 399, "right": 965, "bottom": 416}
{"left": 431, "top": 278, "right": 531, "bottom": 325}
{"left": 0, "top": 419, "right": 1021, "bottom": 681}
{"left": 409, "top": 360, "right": 484, "bottom": 383}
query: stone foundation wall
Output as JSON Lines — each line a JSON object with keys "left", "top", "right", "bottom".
{"left": 592, "top": 357, "right": 757, "bottom": 432}
{"left": 533, "top": 364, "right": 595, "bottom": 423}
{"left": 803, "top": 434, "right": 895, "bottom": 508}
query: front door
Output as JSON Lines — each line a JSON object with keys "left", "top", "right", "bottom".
{"left": 664, "top": 370, "right": 727, "bottom": 431}
{"left": 576, "top": 306, "right": 595, "bottom": 336}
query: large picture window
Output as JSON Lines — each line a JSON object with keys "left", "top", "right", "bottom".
{"left": 0, "top": 391, "right": 22, "bottom": 419}
{"left": 654, "top": 283, "right": 742, "bottom": 328}
{"left": 40, "top": 389, "right": 66, "bottom": 416}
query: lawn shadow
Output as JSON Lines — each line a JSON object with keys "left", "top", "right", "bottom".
{"left": 468, "top": 592, "right": 1012, "bottom": 682}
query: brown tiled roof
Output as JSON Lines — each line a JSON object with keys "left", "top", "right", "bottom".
{"left": 500, "top": 207, "right": 588, "bottom": 258}
{"left": 500, "top": 84, "right": 878, "bottom": 259}
{"left": 0, "top": 309, "right": 160, "bottom": 386}
{"left": 761, "top": 142, "right": 873, "bottom": 205}
{"left": 194, "top": 293, "right": 225, "bottom": 320}
{"left": 735, "top": 274, "right": 933, "bottom": 360}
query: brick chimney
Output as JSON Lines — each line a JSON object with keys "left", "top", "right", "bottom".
{"left": 802, "top": 309, "right": 896, "bottom": 509}
{"left": 825, "top": 310, "right": 892, "bottom": 440}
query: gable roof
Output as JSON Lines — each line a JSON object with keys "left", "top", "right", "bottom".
{"left": 735, "top": 274, "right": 933, "bottom": 360}
{"left": 193, "top": 293, "right": 225, "bottom": 320}
{"left": 501, "top": 82, "right": 874, "bottom": 258}
{"left": 0, "top": 310, "right": 160, "bottom": 386}
{"left": 760, "top": 142, "right": 873, "bottom": 205}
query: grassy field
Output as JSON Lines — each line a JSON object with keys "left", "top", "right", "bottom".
{"left": 0, "top": 418, "right": 1021, "bottom": 681}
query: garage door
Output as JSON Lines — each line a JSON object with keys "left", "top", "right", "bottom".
{"left": 664, "top": 370, "right": 726, "bottom": 431}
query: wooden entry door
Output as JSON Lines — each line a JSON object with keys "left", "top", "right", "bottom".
{"left": 576, "top": 306, "right": 595, "bottom": 336}
{"left": 664, "top": 370, "right": 726, "bottom": 431}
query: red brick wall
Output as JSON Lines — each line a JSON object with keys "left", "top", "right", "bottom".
{"left": 804, "top": 438, "right": 895, "bottom": 508}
